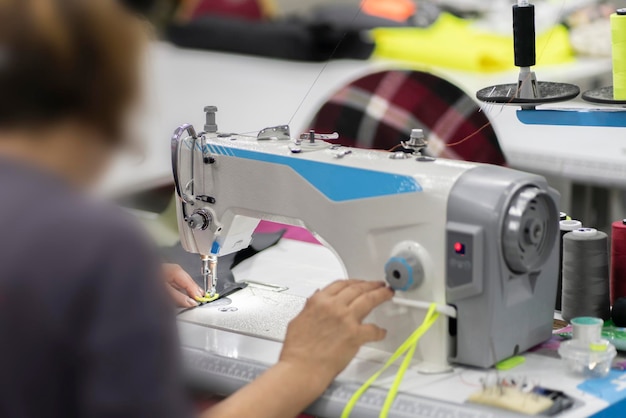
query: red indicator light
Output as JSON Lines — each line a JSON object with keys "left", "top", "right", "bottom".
{"left": 454, "top": 242, "right": 465, "bottom": 255}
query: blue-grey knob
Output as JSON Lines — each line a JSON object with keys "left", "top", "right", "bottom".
{"left": 385, "top": 252, "right": 423, "bottom": 291}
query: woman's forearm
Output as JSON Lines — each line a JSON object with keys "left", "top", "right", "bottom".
{"left": 200, "top": 281, "right": 393, "bottom": 418}
{"left": 201, "top": 361, "right": 329, "bottom": 418}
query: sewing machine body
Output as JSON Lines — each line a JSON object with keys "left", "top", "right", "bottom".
{"left": 173, "top": 123, "right": 559, "bottom": 370}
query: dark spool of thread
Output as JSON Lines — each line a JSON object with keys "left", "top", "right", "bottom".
{"left": 556, "top": 220, "right": 582, "bottom": 311}
{"left": 562, "top": 228, "right": 611, "bottom": 322}
{"left": 610, "top": 220, "right": 626, "bottom": 304}
{"left": 613, "top": 297, "right": 626, "bottom": 327}
{"left": 513, "top": 4, "right": 536, "bottom": 67}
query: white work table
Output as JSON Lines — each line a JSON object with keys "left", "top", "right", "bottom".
{"left": 99, "top": 42, "right": 614, "bottom": 198}
{"left": 178, "top": 237, "right": 625, "bottom": 418}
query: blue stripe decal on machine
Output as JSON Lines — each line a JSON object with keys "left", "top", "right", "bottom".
{"left": 517, "top": 109, "right": 626, "bottom": 127}
{"left": 206, "top": 145, "right": 421, "bottom": 202}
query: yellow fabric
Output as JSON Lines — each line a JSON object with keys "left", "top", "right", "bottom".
{"left": 341, "top": 304, "right": 440, "bottom": 418}
{"left": 372, "top": 13, "right": 573, "bottom": 73}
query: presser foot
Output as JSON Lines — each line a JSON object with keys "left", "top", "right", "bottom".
{"left": 195, "top": 293, "right": 221, "bottom": 304}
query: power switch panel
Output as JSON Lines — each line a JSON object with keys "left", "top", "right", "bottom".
{"left": 446, "top": 223, "right": 484, "bottom": 299}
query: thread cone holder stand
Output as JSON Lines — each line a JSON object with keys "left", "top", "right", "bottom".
{"left": 476, "top": 2, "right": 580, "bottom": 108}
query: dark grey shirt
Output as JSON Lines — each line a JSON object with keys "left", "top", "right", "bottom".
{"left": 0, "top": 159, "right": 191, "bottom": 418}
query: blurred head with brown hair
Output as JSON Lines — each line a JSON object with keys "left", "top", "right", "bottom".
{"left": 0, "top": 0, "right": 146, "bottom": 186}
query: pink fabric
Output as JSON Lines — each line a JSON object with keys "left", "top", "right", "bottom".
{"left": 255, "top": 221, "right": 321, "bottom": 245}
{"left": 191, "top": 0, "right": 264, "bottom": 21}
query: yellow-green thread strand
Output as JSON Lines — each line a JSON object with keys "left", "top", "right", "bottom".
{"left": 341, "top": 304, "right": 440, "bottom": 418}
{"left": 195, "top": 293, "right": 220, "bottom": 303}
{"left": 381, "top": 327, "right": 419, "bottom": 417}
{"left": 340, "top": 337, "right": 414, "bottom": 418}
{"left": 495, "top": 356, "right": 526, "bottom": 371}
{"left": 590, "top": 343, "right": 608, "bottom": 352}
{"left": 381, "top": 312, "right": 440, "bottom": 418}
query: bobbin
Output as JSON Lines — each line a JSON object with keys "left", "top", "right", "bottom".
{"left": 561, "top": 220, "right": 582, "bottom": 232}
{"left": 559, "top": 316, "right": 616, "bottom": 378}
{"left": 571, "top": 317, "right": 603, "bottom": 343}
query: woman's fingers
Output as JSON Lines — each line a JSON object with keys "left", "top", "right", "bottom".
{"left": 358, "top": 323, "right": 388, "bottom": 344}
{"left": 320, "top": 279, "right": 360, "bottom": 296}
{"left": 350, "top": 286, "right": 395, "bottom": 321}
{"left": 335, "top": 281, "right": 385, "bottom": 305}
{"left": 167, "top": 283, "right": 198, "bottom": 308}
{"left": 164, "top": 263, "right": 204, "bottom": 298}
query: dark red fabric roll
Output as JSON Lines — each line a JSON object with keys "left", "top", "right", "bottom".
{"left": 611, "top": 220, "right": 626, "bottom": 304}
{"left": 307, "top": 70, "right": 506, "bottom": 166}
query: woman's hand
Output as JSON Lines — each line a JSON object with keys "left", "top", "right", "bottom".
{"left": 279, "top": 280, "right": 394, "bottom": 390}
{"left": 202, "top": 279, "right": 394, "bottom": 418}
{"left": 162, "top": 263, "right": 204, "bottom": 308}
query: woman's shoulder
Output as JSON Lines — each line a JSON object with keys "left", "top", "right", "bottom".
{"left": 0, "top": 163, "right": 162, "bottom": 318}
{"left": 0, "top": 161, "right": 156, "bottom": 279}
{"left": 0, "top": 159, "right": 150, "bottom": 248}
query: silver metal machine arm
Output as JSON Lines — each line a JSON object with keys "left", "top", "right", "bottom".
{"left": 171, "top": 123, "right": 197, "bottom": 205}
{"left": 171, "top": 123, "right": 219, "bottom": 297}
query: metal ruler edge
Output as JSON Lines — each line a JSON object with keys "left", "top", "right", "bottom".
{"left": 182, "top": 346, "right": 525, "bottom": 418}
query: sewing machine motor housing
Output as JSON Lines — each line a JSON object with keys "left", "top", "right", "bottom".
{"left": 172, "top": 120, "right": 559, "bottom": 370}
{"left": 445, "top": 166, "right": 558, "bottom": 367}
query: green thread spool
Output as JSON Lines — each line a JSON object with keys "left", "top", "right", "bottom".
{"left": 611, "top": 9, "right": 626, "bottom": 100}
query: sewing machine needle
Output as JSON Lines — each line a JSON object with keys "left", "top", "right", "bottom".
{"left": 201, "top": 254, "right": 210, "bottom": 296}
{"left": 208, "top": 254, "right": 218, "bottom": 297}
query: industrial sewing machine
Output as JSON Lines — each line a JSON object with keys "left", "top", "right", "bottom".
{"left": 171, "top": 107, "right": 560, "bottom": 372}
{"left": 166, "top": 4, "right": 626, "bottom": 416}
